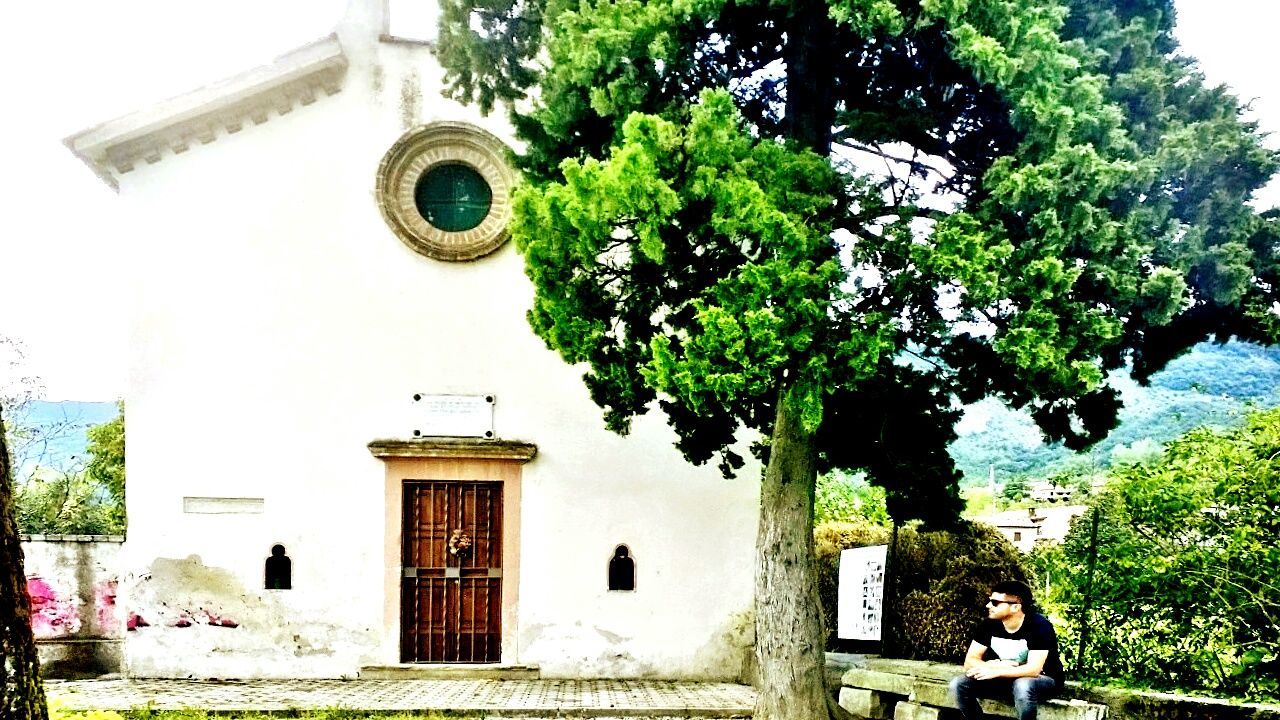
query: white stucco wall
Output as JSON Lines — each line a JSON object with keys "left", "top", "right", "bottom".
{"left": 109, "top": 0, "right": 759, "bottom": 680}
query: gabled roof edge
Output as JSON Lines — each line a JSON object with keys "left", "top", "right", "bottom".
{"left": 65, "top": 34, "right": 350, "bottom": 188}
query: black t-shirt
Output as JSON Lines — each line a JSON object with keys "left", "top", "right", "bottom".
{"left": 971, "top": 612, "right": 1064, "bottom": 684}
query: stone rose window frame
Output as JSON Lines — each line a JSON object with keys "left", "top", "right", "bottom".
{"left": 376, "top": 122, "right": 516, "bottom": 262}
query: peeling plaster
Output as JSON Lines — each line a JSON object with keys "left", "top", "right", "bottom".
{"left": 399, "top": 70, "right": 420, "bottom": 129}
{"left": 94, "top": 579, "right": 118, "bottom": 633}
{"left": 520, "top": 622, "right": 548, "bottom": 650}
{"left": 122, "top": 555, "right": 381, "bottom": 678}
{"left": 126, "top": 556, "right": 246, "bottom": 631}
{"left": 594, "top": 626, "right": 628, "bottom": 644}
{"left": 690, "top": 609, "right": 756, "bottom": 684}
{"left": 522, "top": 605, "right": 755, "bottom": 680}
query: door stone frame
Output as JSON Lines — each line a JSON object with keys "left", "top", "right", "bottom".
{"left": 370, "top": 438, "right": 536, "bottom": 665}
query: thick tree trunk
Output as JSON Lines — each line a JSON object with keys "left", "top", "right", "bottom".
{"left": 754, "top": 385, "right": 829, "bottom": 720}
{"left": 0, "top": 404, "right": 49, "bottom": 720}
{"left": 753, "top": 3, "right": 840, "bottom": 719}
{"left": 783, "top": 0, "right": 836, "bottom": 152}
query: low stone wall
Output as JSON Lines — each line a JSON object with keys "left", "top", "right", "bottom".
{"left": 836, "top": 658, "right": 1280, "bottom": 720}
{"left": 20, "top": 534, "right": 124, "bottom": 678}
{"left": 1071, "top": 685, "right": 1280, "bottom": 720}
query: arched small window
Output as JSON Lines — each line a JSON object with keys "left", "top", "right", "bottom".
{"left": 608, "top": 545, "right": 635, "bottom": 592}
{"left": 265, "top": 544, "right": 292, "bottom": 590}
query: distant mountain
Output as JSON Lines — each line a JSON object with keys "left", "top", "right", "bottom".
{"left": 4, "top": 400, "right": 117, "bottom": 478}
{"left": 949, "top": 341, "right": 1280, "bottom": 485}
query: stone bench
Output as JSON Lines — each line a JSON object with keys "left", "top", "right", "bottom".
{"left": 839, "top": 658, "right": 1107, "bottom": 720}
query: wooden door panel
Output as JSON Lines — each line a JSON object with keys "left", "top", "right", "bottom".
{"left": 402, "top": 480, "right": 502, "bottom": 663}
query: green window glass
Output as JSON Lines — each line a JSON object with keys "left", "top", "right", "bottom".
{"left": 414, "top": 163, "right": 493, "bottom": 232}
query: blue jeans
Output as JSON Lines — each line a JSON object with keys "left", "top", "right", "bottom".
{"left": 948, "top": 673, "right": 1059, "bottom": 720}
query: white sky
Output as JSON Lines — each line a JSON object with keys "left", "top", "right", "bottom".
{"left": 0, "top": 0, "right": 1277, "bottom": 401}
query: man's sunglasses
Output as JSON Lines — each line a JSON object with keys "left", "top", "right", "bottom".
{"left": 987, "top": 598, "right": 1018, "bottom": 606}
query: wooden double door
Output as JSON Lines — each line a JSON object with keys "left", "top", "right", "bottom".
{"left": 401, "top": 480, "right": 503, "bottom": 663}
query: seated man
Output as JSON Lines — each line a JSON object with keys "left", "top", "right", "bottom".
{"left": 948, "top": 580, "right": 1064, "bottom": 720}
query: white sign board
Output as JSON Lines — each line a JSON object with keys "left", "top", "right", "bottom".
{"left": 837, "top": 544, "right": 888, "bottom": 641}
{"left": 412, "top": 394, "right": 495, "bottom": 438}
{"left": 183, "top": 497, "right": 265, "bottom": 514}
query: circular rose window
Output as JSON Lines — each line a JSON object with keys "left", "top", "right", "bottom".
{"left": 376, "top": 123, "right": 515, "bottom": 261}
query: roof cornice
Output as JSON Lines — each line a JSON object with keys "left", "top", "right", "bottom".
{"left": 65, "top": 34, "right": 349, "bottom": 190}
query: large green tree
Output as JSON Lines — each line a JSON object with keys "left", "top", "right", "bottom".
{"left": 436, "top": 0, "right": 1278, "bottom": 717}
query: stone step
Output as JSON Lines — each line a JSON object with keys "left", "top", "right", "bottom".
{"left": 861, "top": 658, "right": 966, "bottom": 684}
{"left": 841, "top": 659, "right": 1107, "bottom": 720}
{"left": 893, "top": 701, "right": 942, "bottom": 720}
{"left": 827, "top": 652, "right": 871, "bottom": 691}
{"left": 910, "top": 679, "right": 1106, "bottom": 720}
{"left": 838, "top": 687, "right": 896, "bottom": 719}
{"left": 359, "top": 663, "right": 541, "bottom": 679}
{"left": 842, "top": 669, "right": 917, "bottom": 696}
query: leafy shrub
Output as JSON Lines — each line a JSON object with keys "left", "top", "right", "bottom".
{"left": 815, "top": 519, "right": 1028, "bottom": 660}
{"left": 892, "top": 523, "right": 1032, "bottom": 661}
{"left": 1034, "top": 408, "right": 1280, "bottom": 702}
{"left": 84, "top": 402, "right": 125, "bottom": 530}
{"left": 15, "top": 470, "right": 122, "bottom": 535}
{"left": 815, "top": 472, "right": 889, "bottom": 525}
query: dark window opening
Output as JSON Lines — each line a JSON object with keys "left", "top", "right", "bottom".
{"left": 608, "top": 545, "right": 635, "bottom": 591}
{"left": 1013, "top": 532, "right": 1022, "bottom": 542}
{"left": 265, "top": 544, "right": 292, "bottom": 590}
{"left": 415, "top": 163, "right": 492, "bottom": 231}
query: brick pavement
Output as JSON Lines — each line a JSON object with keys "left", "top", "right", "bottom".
{"left": 47, "top": 678, "right": 757, "bottom": 716}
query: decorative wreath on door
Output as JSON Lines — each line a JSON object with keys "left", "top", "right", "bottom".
{"left": 448, "top": 529, "right": 473, "bottom": 558}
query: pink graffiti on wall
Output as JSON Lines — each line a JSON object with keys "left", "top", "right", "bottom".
{"left": 94, "top": 579, "right": 118, "bottom": 631}
{"left": 26, "top": 576, "right": 81, "bottom": 638}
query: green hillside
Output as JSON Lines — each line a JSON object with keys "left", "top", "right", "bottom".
{"left": 949, "top": 341, "right": 1280, "bottom": 485}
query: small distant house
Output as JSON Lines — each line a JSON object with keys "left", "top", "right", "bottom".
{"left": 976, "top": 506, "right": 1088, "bottom": 553}
{"left": 1028, "top": 481, "right": 1075, "bottom": 503}
{"left": 63, "top": 0, "right": 759, "bottom": 680}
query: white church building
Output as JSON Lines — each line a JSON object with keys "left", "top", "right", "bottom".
{"left": 65, "top": 0, "right": 759, "bottom": 680}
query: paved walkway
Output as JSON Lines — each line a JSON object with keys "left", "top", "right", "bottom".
{"left": 47, "top": 678, "right": 757, "bottom": 716}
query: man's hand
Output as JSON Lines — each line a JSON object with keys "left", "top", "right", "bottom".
{"left": 965, "top": 661, "right": 1009, "bottom": 680}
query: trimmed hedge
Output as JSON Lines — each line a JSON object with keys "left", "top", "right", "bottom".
{"left": 816, "top": 520, "right": 1030, "bottom": 661}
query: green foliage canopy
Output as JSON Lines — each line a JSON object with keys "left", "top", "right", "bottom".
{"left": 438, "top": 0, "right": 1279, "bottom": 523}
